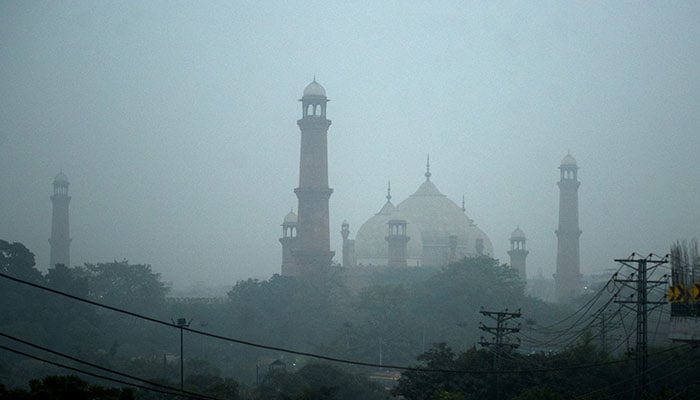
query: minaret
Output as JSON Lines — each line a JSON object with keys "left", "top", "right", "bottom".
{"left": 508, "top": 226, "right": 528, "bottom": 281}
{"left": 554, "top": 153, "right": 582, "bottom": 302}
{"left": 386, "top": 219, "right": 410, "bottom": 267}
{"left": 293, "top": 79, "right": 334, "bottom": 273}
{"left": 341, "top": 220, "right": 356, "bottom": 268}
{"left": 279, "top": 210, "right": 298, "bottom": 276}
{"left": 49, "top": 171, "right": 71, "bottom": 267}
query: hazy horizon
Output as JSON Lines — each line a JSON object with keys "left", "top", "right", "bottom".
{"left": 2, "top": 2, "right": 698, "bottom": 289}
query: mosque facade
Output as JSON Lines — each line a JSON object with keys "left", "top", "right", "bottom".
{"left": 281, "top": 80, "right": 580, "bottom": 280}
{"left": 342, "top": 159, "right": 494, "bottom": 268}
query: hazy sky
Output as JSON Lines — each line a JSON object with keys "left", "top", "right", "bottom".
{"left": 1, "top": 1, "right": 699, "bottom": 289}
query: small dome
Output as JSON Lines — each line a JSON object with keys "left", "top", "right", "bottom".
{"left": 511, "top": 226, "right": 526, "bottom": 240}
{"left": 283, "top": 211, "right": 297, "bottom": 224}
{"left": 303, "top": 80, "right": 326, "bottom": 97}
{"left": 560, "top": 153, "right": 577, "bottom": 166}
{"left": 54, "top": 171, "right": 69, "bottom": 184}
{"left": 341, "top": 219, "right": 349, "bottom": 227}
{"left": 355, "top": 199, "right": 423, "bottom": 266}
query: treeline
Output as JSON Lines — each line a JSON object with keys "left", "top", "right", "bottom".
{"left": 396, "top": 341, "right": 698, "bottom": 400}
{"left": 7, "top": 238, "right": 683, "bottom": 399}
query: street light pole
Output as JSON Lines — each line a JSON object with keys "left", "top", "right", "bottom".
{"left": 172, "top": 318, "right": 191, "bottom": 391}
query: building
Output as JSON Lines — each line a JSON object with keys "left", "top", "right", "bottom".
{"left": 279, "top": 210, "right": 298, "bottom": 276}
{"left": 280, "top": 79, "right": 542, "bottom": 277}
{"left": 508, "top": 226, "right": 528, "bottom": 281}
{"left": 346, "top": 159, "right": 494, "bottom": 268}
{"left": 283, "top": 80, "right": 334, "bottom": 275}
{"left": 340, "top": 220, "right": 356, "bottom": 268}
{"left": 49, "top": 171, "right": 71, "bottom": 268}
{"left": 554, "top": 153, "right": 582, "bottom": 302}
{"left": 668, "top": 240, "right": 700, "bottom": 344}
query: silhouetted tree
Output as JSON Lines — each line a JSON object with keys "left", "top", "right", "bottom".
{"left": 0, "top": 375, "right": 134, "bottom": 400}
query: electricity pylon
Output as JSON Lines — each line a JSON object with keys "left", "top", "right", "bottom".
{"left": 613, "top": 253, "right": 668, "bottom": 400}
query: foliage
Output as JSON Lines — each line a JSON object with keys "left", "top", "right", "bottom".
{"left": 395, "top": 344, "right": 489, "bottom": 400}
{"left": 252, "top": 363, "right": 388, "bottom": 400}
{"left": 0, "top": 375, "right": 134, "bottom": 400}
{"left": 0, "top": 240, "right": 42, "bottom": 282}
{"left": 185, "top": 373, "right": 239, "bottom": 399}
{"left": 512, "top": 386, "right": 563, "bottom": 400}
{"left": 394, "top": 340, "right": 700, "bottom": 400}
{"left": 11, "top": 241, "right": 688, "bottom": 400}
{"left": 82, "top": 261, "right": 169, "bottom": 312}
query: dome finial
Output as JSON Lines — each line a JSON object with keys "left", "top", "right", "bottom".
{"left": 425, "top": 154, "right": 431, "bottom": 180}
{"left": 386, "top": 180, "right": 392, "bottom": 202}
{"left": 313, "top": 74, "right": 316, "bottom": 82}
{"left": 462, "top": 195, "right": 466, "bottom": 212}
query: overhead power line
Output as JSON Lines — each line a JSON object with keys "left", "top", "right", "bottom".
{"left": 0, "top": 345, "right": 220, "bottom": 400}
{"left": 534, "top": 265, "right": 625, "bottom": 332}
{"left": 0, "top": 331, "right": 218, "bottom": 400}
{"left": 0, "top": 272, "right": 684, "bottom": 375}
{"left": 613, "top": 253, "right": 669, "bottom": 399}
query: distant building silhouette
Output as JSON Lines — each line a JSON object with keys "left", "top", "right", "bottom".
{"left": 508, "top": 226, "right": 528, "bottom": 280}
{"left": 340, "top": 220, "right": 355, "bottom": 268}
{"left": 286, "top": 80, "right": 334, "bottom": 275}
{"left": 49, "top": 171, "right": 71, "bottom": 267}
{"left": 386, "top": 218, "right": 410, "bottom": 267}
{"left": 554, "top": 154, "right": 582, "bottom": 302}
{"left": 347, "top": 159, "right": 494, "bottom": 268}
{"left": 279, "top": 80, "right": 554, "bottom": 279}
{"left": 279, "top": 210, "right": 298, "bottom": 276}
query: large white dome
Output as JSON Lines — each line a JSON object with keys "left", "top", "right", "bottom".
{"left": 397, "top": 178, "right": 493, "bottom": 265}
{"left": 353, "top": 174, "right": 493, "bottom": 268}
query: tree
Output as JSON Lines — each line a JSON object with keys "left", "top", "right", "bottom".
{"left": 40, "top": 264, "right": 101, "bottom": 355}
{"left": 83, "top": 261, "right": 169, "bottom": 312}
{"left": 254, "top": 364, "right": 387, "bottom": 400}
{"left": 512, "top": 386, "right": 563, "bottom": 400}
{"left": 0, "top": 375, "right": 134, "bottom": 400}
{"left": 0, "top": 240, "right": 42, "bottom": 282}
{"left": 0, "top": 240, "right": 50, "bottom": 362}
{"left": 185, "top": 373, "right": 239, "bottom": 399}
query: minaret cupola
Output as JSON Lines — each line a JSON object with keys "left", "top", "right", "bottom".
{"left": 49, "top": 171, "right": 71, "bottom": 268}
{"left": 301, "top": 78, "right": 328, "bottom": 118}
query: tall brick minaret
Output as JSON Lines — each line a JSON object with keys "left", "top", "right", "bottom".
{"left": 293, "top": 79, "right": 334, "bottom": 273}
{"left": 554, "top": 154, "right": 582, "bottom": 302}
{"left": 49, "top": 171, "right": 71, "bottom": 268}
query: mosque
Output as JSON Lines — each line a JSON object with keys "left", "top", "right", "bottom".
{"left": 341, "top": 163, "right": 495, "bottom": 268}
{"left": 45, "top": 79, "right": 581, "bottom": 302}
{"left": 275, "top": 79, "right": 564, "bottom": 285}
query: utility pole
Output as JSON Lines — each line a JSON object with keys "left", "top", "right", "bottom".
{"left": 478, "top": 308, "right": 522, "bottom": 369}
{"left": 478, "top": 308, "right": 521, "bottom": 400}
{"left": 172, "top": 318, "right": 192, "bottom": 391}
{"left": 613, "top": 253, "right": 668, "bottom": 400}
{"left": 596, "top": 310, "right": 623, "bottom": 355}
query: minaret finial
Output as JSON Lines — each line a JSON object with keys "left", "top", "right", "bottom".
{"left": 425, "top": 155, "right": 431, "bottom": 180}
{"left": 386, "top": 180, "right": 392, "bottom": 202}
